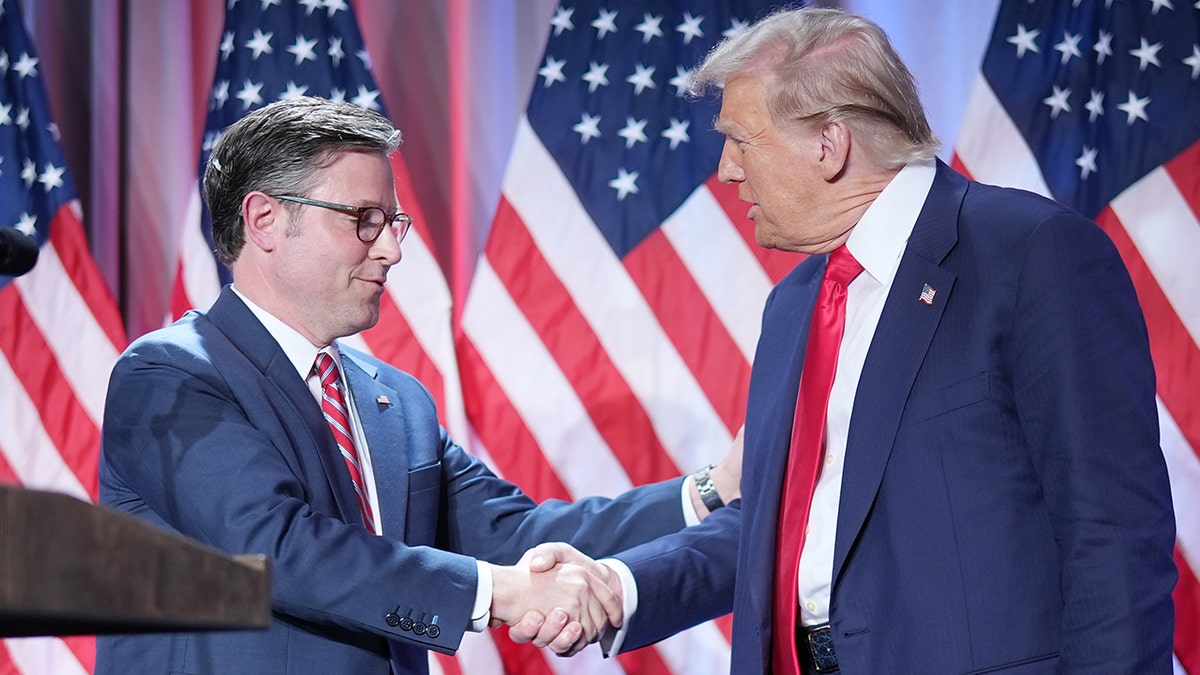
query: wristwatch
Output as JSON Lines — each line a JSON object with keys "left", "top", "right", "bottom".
{"left": 693, "top": 464, "right": 725, "bottom": 512}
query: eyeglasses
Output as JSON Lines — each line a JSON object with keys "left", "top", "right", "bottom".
{"left": 272, "top": 194, "right": 413, "bottom": 244}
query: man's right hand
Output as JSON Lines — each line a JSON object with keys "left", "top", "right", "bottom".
{"left": 488, "top": 543, "right": 622, "bottom": 656}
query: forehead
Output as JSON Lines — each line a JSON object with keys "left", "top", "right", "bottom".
{"left": 715, "top": 73, "right": 775, "bottom": 136}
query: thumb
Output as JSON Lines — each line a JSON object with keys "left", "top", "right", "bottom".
{"left": 525, "top": 541, "right": 572, "bottom": 572}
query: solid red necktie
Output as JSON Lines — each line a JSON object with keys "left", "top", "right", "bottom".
{"left": 314, "top": 352, "right": 377, "bottom": 534}
{"left": 772, "top": 246, "right": 862, "bottom": 674}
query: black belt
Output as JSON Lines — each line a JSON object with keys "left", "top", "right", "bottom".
{"left": 797, "top": 622, "right": 839, "bottom": 674}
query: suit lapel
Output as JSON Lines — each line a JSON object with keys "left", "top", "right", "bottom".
{"left": 205, "top": 287, "right": 368, "bottom": 527}
{"left": 340, "top": 349, "right": 410, "bottom": 537}
{"left": 831, "top": 162, "right": 965, "bottom": 584}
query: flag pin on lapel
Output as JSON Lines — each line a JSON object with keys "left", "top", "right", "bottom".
{"left": 919, "top": 283, "right": 936, "bottom": 305}
{"left": 376, "top": 395, "right": 391, "bottom": 406}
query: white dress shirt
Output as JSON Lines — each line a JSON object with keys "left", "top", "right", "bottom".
{"left": 796, "top": 160, "right": 936, "bottom": 626}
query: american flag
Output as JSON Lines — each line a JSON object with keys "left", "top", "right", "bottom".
{"left": 457, "top": 2, "right": 798, "bottom": 673}
{"left": 950, "top": 1, "right": 1200, "bottom": 671}
{"left": 0, "top": 0, "right": 126, "bottom": 672}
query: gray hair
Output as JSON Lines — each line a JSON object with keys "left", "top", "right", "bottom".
{"left": 689, "top": 7, "right": 939, "bottom": 169}
{"left": 203, "top": 96, "right": 401, "bottom": 265}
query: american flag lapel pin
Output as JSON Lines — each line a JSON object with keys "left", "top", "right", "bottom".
{"left": 919, "top": 283, "right": 937, "bottom": 305}
{"left": 376, "top": 395, "right": 391, "bottom": 406}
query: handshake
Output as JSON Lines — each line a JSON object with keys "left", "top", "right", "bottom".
{"left": 488, "top": 542, "right": 624, "bottom": 657}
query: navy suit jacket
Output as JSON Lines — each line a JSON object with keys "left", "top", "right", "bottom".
{"left": 97, "top": 287, "right": 685, "bottom": 675}
{"left": 616, "top": 162, "right": 1176, "bottom": 673}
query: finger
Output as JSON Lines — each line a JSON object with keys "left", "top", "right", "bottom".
{"left": 545, "top": 620, "right": 585, "bottom": 656}
{"left": 525, "top": 542, "right": 575, "bottom": 573}
{"left": 507, "top": 610, "right": 546, "bottom": 644}
{"left": 531, "top": 608, "right": 570, "bottom": 648}
{"left": 586, "top": 565, "right": 624, "bottom": 628}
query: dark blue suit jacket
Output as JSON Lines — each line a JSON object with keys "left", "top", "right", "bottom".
{"left": 96, "top": 287, "right": 685, "bottom": 675}
{"left": 616, "top": 162, "right": 1177, "bottom": 673}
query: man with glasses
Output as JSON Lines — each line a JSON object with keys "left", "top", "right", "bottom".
{"left": 96, "top": 97, "right": 739, "bottom": 675}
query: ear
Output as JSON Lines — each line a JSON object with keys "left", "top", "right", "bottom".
{"left": 816, "top": 120, "right": 851, "bottom": 182}
{"left": 242, "top": 192, "right": 280, "bottom": 253}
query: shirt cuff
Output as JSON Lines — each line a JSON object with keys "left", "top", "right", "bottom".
{"left": 682, "top": 474, "right": 701, "bottom": 526}
{"left": 471, "top": 560, "right": 492, "bottom": 632}
{"left": 598, "top": 558, "right": 638, "bottom": 657}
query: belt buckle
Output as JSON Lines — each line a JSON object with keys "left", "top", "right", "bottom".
{"left": 803, "top": 624, "right": 839, "bottom": 673}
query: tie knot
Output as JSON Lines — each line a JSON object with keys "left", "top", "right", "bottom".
{"left": 825, "top": 245, "right": 863, "bottom": 287}
{"left": 314, "top": 352, "right": 340, "bottom": 389}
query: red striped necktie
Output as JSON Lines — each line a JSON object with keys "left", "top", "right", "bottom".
{"left": 772, "top": 246, "right": 863, "bottom": 674}
{"left": 314, "top": 352, "right": 377, "bottom": 534}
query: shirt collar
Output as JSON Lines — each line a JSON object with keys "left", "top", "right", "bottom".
{"left": 230, "top": 285, "right": 340, "bottom": 380}
{"left": 845, "top": 159, "right": 937, "bottom": 287}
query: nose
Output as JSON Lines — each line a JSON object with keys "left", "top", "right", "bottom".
{"left": 370, "top": 222, "right": 403, "bottom": 265}
{"left": 717, "top": 140, "right": 745, "bottom": 184}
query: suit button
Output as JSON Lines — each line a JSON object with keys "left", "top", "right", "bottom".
{"left": 399, "top": 617, "right": 414, "bottom": 631}
{"left": 413, "top": 622, "right": 427, "bottom": 635}
{"left": 426, "top": 625, "right": 441, "bottom": 639}
{"left": 385, "top": 613, "right": 400, "bottom": 627}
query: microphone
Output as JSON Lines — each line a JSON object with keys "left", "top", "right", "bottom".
{"left": 0, "top": 228, "right": 40, "bottom": 277}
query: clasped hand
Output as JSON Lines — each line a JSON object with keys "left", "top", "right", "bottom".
{"left": 488, "top": 542, "right": 622, "bottom": 656}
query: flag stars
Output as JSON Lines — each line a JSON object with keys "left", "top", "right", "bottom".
{"left": 1184, "top": 45, "right": 1200, "bottom": 79}
{"left": 245, "top": 29, "right": 274, "bottom": 60}
{"left": 1085, "top": 89, "right": 1105, "bottom": 122}
{"left": 12, "top": 52, "right": 38, "bottom": 78}
{"left": 1042, "top": 85, "right": 1072, "bottom": 118}
{"left": 723, "top": 17, "right": 750, "bottom": 39}
{"left": 37, "top": 163, "right": 64, "bottom": 192}
{"left": 0, "top": 51, "right": 8, "bottom": 76}
{"left": 669, "top": 66, "right": 692, "bottom": 97}
{"left": 0, "top": 102, "right": 10, "bottom": 126}
{"left": 1007, "top": 24, "right": 1041, "bottom": 58}
{"left": 328, "top": 37, "right": 345, "bottom": 67}
{"left": 608, "top": 167, "right": 639, "bottom": 200}
{"left": 582, "top": 61, "right": 609, "bottom": 93}
{"left": 21, "top": 158, "right": 36, "bottom": 188}
{"left": 635, "top": 13, "right": 664, "bottom": 43}
{"left": 15, "top": 107, "right": 29, "bottom": 131}
{"left": 329, "top": 87, "right": 347, "bottom": 103}
{"left": 1076, "top": 146, "right": 1098, "bottom": 180}
{"left": 1053, "top": 32, "right": 1082, "bottom": 64}
{"left": 324, "top": 0, "right": 348, "bottom": 17}
{"left": 661, "top": 117, "right": 691, "bottom": 149}
{"left": 287, "top": 35, "right": 319, "bottom": 65}
{"left": 538, "top": 56, "right": 567, "bottom": 87}
{"left": 1149, "top": 0, "right": 1174, "bottom": 13}
{"left": 220, "top": 31, "right": 236, "bottom": 61}
{"left": 676, "top": 12, "right": 704, "bottom": 45}
{"left": 572, "top": 112, "right": 601, "bottom": 143}
{"left": 617, "top": 116, "right": 648, "bottom": 148}
{"left": 1093, "top": 30, "right": 1113, "bottom": 64}
{"left": 259, "top": 0, "right": 281, "bottom": 10}
{"left": 356, "top": 49, "right": 372, "bottom": 72}
{"left": 550, "top": 6, "right": 575, "bottom": 37}
{"left": 14, "top": 212, "right": 37, "bottom": 237}
{"left": 626, "top": 63, "right": 656, "bottom": 95}
{"left": 351, "top": 84, "right": 381, "bottom": 110}
{"left": 1129, "top": 37, "right": 1162, "bottom": 71}
{"left": 236, "top": 79, "right": 265, "bottom": 109}
{"left": 592, "top": 8, "right": 618, "bottom": 39}
{"left": 299, "top": 0, "right": 324, "bottom": 15}
{"left": 280, "top": 81, "right": 309, "bottom": 99}
{"left": 1116, "top": 90, "right": 1150, "bottom": 124}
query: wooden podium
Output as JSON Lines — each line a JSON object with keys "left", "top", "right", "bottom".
{"left": 0, "top": 485, "right": 271, "bottom": 637}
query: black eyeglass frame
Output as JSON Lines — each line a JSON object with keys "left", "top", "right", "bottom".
{"left": 272, "top": 194, "right": 413, "bottom": 244}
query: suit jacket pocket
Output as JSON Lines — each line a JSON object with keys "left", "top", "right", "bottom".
{"left": 963, "top": 651, "right": 1057, "bottom": 674}
{"left": 907, "top": 371, "right": 991, "bottom": 422}
{"left": 404, "top": 462, "right": 443, "bottom": 544}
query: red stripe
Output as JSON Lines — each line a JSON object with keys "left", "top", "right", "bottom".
{"left": 60, "top": 636, "right": 95, "bottom": 674}
{"left": 617, "top": 644, "right": 673, "bottom": 674}
{"left": 949, "top": 152, "right": 973, "bottom": 180}
{"left": 431, "top": 652, "right": 463, "bottom": 675}
{"left": 1164, "top": 139, "right": 1200, "bottom": 222}
{"left": 0, "top": 444, "right": 19, "bottom": 485}
{"left": 487, "top": 628, "right": 557, "bottom": 675}
{"left": 0, "top": 287, "right": 99, "bottom": 500}
{"left": 456, "top": 336, "right": 571, "bottom": 503}
{"left": 170, "top": 258, "right": 193, "bottom": 322}
{"left": 624, "top": 229, "right": 749, "bottom": 434}
{"left": 1094, "top": 208, "right": 1200, "bottom": 457}
{"left": 704, "top": 177, "right": 803, "bottom": 284}
{"left": 49, "top": 207, "right": 127, "bottom": 349}
{"left": 486, "top": 198, "right": 680, "bottom": 485}
{"left": 359, "top": 297, "right": 450, "bottom": 419}
{"left": 0, "top": 641, "right": 20, "bottom": 675}
{"left": 1174, "top": 548, "right": 1200, "bottom": 673}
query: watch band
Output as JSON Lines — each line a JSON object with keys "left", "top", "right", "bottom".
{"left": 693, "top": 464, "right": 725, "bottom": 512}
